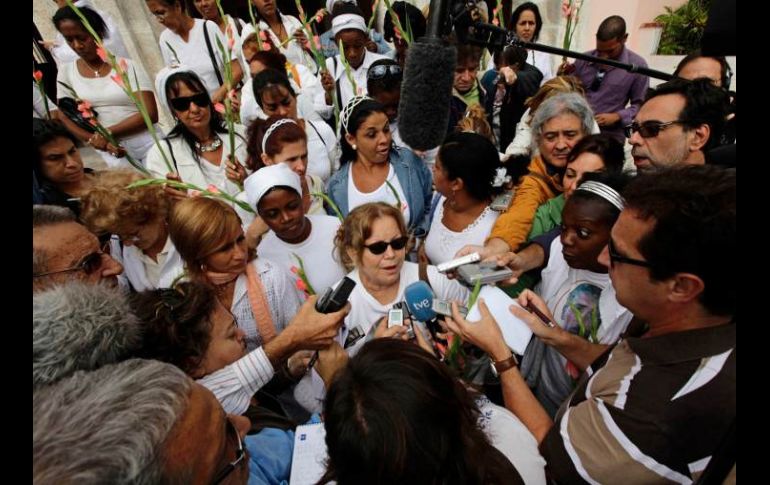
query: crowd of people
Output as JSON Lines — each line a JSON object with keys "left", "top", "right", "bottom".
{"left": 33, "top": 0, "right": 735, "bottom": 483}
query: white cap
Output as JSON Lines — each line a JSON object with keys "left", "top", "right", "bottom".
{"left": 332, "top": 13, "right": 367, "bottom": 36}
{"left": 244, "top": 163, "right": 303, "bottom": 209}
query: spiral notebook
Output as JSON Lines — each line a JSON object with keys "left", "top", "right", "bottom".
{"left": 289, "top": 422, "right": 328, "bottom": 485}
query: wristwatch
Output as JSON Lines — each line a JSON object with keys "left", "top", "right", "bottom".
{"left": 490, "top": 353, "right": 518, "bottom": 377}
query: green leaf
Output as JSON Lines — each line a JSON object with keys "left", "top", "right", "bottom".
{"left": 467, "top": 279, "right": 482, "bottom": 309}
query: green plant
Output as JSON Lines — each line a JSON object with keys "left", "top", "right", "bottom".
{"left": 655, "top": 0, "right": 711, "bottom": 55}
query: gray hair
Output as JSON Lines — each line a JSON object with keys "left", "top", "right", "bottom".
{"left": 33, "top": 282, "right": 143, "bottom": 388}
{"left": 33, "top": 205, "right": 77, "bottom": 276}
{"left": 33, "top": 359, "right": 193, "bottom": 484}
{"left": 530, "top": 92, "right": 594, "bottom": 154}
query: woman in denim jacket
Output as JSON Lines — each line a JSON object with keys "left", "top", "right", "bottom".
{"left": 325, "top": 96, "right": 432, "bottom": 235}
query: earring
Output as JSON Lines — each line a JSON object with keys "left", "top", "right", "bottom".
{"left": 352, "top": 144, "right": 357, "bottom": 150}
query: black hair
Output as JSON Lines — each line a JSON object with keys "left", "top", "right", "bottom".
{"left": 33, "top": 118, "right": 79, "bottom": 176}
{"left": 438, "top": 131, "right": 509, "bottom": 201}
{"left": 674, "top": 52, "right": 732, "bottom": 90}
{"left": 340, "top": 98, "right": 388, "bottom": 164}
{"left": 366, "top": 59, "right": 402, "bottom": 96}
{"left": 383, "top": 1, "right": 426, "bottom": 43}
{"left": 622, "top": 165, "right": 735, "bottom": 316}
{"left": 456, "top": 43, "right": 483, "bottom": 67}
{"left": 597, "top": 15, "right": 626, "bottom": 41}
{"left": 566, "top": 134, "right": 626, "bottom": 173}
{"left": 164, "top": 71, "right": 228, "bottom": 163}
{"left": 646, "top": 77, "right": 730, "bottom": 151}
{"left": 509, "top": 2, "right": 542, "bottom": 42}
{"left": 320, "top": 338, "right": 522, "bottom": 484}
{"left": 251, "top": 68, "right": 297, "bottom": 108}
{"left": 53, "top": 5, "right": 109, "bottom": 40}
{"left": 570, "top": 170, "right": 634, "bottom": 226}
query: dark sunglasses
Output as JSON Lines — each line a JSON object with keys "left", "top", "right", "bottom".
{"left": 624, "top": 120, "right": 685, "bottom": 139}
{"left": 364, "top": 236, "right": 409, "bottom": 255}
{"left": 589, "top": 70, "right": 606, "bottom": 91}
{"left": 367, "top": 64, "right": 403, "bottom": 80}
{"left": 607, "top": 239, "right": 651, "bottom": 268}
{"left": 211, "top": 418, "right": 245, "bottom": 484}
{"left": 33, "top": 251, "right": 104, "bottom": 278}
{"left": 170, "top": 92, "right": 210, "bottom": 112}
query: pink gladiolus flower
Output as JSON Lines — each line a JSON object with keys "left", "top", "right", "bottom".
{"left": 77, "top": 100, "right": 92, "bottom": 112}
{"left": 33, "top": 70, "right": 43, "bottom": 82}
{"left": 313, "top": 35, "right": 321, "bottom": 50}
{"left": 290, "top": 266, "right": 299, "bottom": 274}
{"left": 189, "top": 190, "right": 202, "bottom": 198}
{"left": 228, "top": 37, "right": 235, "bottom": 50}
{"left": 206, "top": 184, "right": 221, "bottom": 194}
{"left": 561, "top": 0, "right": 572, "bottom": 17}
{"left": 296, "top": 279, "right": 307, "bottom": 292}
{"left": 492, "top": 18, "right": 499, "bottom": 26}
{"left": 88, "top": 119, "right": 98, "bottom": 126}
{"left": 228, "top": 89, "right": 237, "bottom": 100}
{"left": 262, "top": 42, "right": 271, "bottom": 51}
{"left": 259, "top": 31, "right": 268, "bottom": 41}
{"left": 214, "top": 103, "right": 226, "bottom": 114}
{"left": 226, "top": 24, "right": 233, "bottom": 38}
{"left": 96, "top": 46, "right": 108, "bottom": 62}
{"left": 118, "top": 58, "right": 128, "bottom": 72}
{"left": 110, "top": 74, "right": 125, "bottom": 88}
{"left": 394, "top": 27, "right": 402, "bottom": 41}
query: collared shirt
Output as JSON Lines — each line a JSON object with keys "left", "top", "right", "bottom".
{"left": 135, "top": 236, "right": 174, "bottom": 289}
{"left": 198, "top": 346, "right": 275, "bottom": 415}
{"left": 541, "top": 322, "right": 736, "bottom": 484}
{"left": 573, "top": 46, "right": 649, "bottom": 142}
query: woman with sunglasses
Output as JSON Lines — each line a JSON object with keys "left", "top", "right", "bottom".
{"left": 79, "top": 170, "right": 184, "bottom": 292}
{"left": 245, "top": 163, "right": 346, "bottom": 298}
{"left": 52, "top": 5, "right": 160, "bottom": 169}
{"left": 250, "top": 69, "right": 338, "bottom": 182}
{"left": 147, "top": 67, "right": 249, "bottom": 200}
{"left": 326, "top": 97, "right": 432, "bottom": 234}
{"left": 334, "top": 203, "right": 468, "bottom": 356}
{"left": 145, "top": 0, "right": 243, "bottom": 104}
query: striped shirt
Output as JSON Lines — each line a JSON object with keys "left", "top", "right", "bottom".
{"left": 541, "top": 322, "right": 735, "bottom": 484}
{"left": 199, "top": 347, "right": 275, "bottom": 415}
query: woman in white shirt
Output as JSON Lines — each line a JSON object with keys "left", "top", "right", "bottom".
{"left": 80, "top": 170, "right": 184, "bottom": 292}
{"left": 245, "top": 0, "right": 315, "bottom": 71}
{"left": 168, "top": 196, "right": 303, "bottom": 353}
{"left": 145, "top": 0, "right": 243, "bottom": 103}
{"left": 147, "top": 67, "right": 248, "bottom": 200}
{"left": 191, "top": 0, "right": 249, "bottom": 75}
{"left": 509, "top": 2, "right": 555, "bottom": 85}
{"left": 246, "top": 163, "right": 346, "bottom": 297}
{"left": 424, "top": 132, "right": 506, "bottom": 265}
{"left": 53, "top": 6, "right": 160, "bottom": 168}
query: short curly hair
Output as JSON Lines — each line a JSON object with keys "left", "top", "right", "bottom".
{"left": 80, "top": 170, "right": 170, "bottom": 236}
{"left": 334, "top": 203, "right": 409, "bottom": 271}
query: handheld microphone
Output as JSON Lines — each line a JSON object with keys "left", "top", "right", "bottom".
{"left": 397, "top": 0, "right": 457, "bottom": 151}
{"left": 404, "top": 281, "right": 447, "bottom": 345}
{"left": 307, "top": 276, "right": 357, "bottom": 371}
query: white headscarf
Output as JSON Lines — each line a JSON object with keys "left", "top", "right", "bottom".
{"left": 332, "top": 13, "right": 367, "bottom": 36}
{"left": 154, "top": 65, "right": 198, "bottom": 114}
{"left": 326, "top": 0, "right": 358, "bottom": 16}
{"left": 244, "top": 163, "right": 303, "bottom": 209}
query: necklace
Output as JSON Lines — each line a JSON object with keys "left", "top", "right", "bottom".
{"left": 195, "top": 136, "right": 223, "bottom": 153}
{"left": 82, "top": 59, "right": 105, "bottom": 77}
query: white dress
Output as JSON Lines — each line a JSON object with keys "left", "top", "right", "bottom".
{"left": 424, "top": 197, "right": 499, "bottom": 265}
{"left": 51, "top": 0, "right": 129, "bottom": 64}
{"left": 57, "top": 58, "right": 160, "bottom": 168}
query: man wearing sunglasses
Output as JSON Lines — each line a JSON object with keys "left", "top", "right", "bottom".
{"left": 33, "top": 205, "right": 124, "bottom": 293}
{"left": 628, "top": 78, "right": 729, "bottom": 174}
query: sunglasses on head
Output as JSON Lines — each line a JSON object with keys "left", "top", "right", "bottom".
{"left": 363, "top": 236, "right": 409, "bottom": 255}
{"left": 170, "top": 92, "right": 210, "bottom": 112}
{"left": 624, "top": 120, "right": 685, "bottom": 138}
{"left": 367, "top": 64, "right": 403, "bottom": 80}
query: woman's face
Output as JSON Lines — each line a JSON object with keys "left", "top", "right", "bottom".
{"left": 146, "top": 0, "right": 185, "bottom": 30}
{"left": 38, "top": 136, "right": 85, "bottom": 186}
{"left": 354, "top": 216, "right": 406, "bottom": 290}
{"left": 193, "top": 0, "right": 219, "bottom": 21}
{"left": 260, "top": 86, "right": 298, "bottom": 120}
{"left": 194, "top": 300, "right": 246, "bottom": 377}
{"left": 265, "top": 140, "right": 308, "bottom": 177}
{"left": 253, "top": 0, "right": 276, "bottom": 19}
{"left": 560, "top": 197, "right": 612, "bottom": 273}
{"left": 117, "top": 215, "right": 167, "bottom": 253}
{"left": 347, "top": 112, "right": 391, "bottom": 165}
{"left": 257, "top": 188, "right": 309, "bottom": 243}
{"left": 169, "top": 81, "right": 212, "bottom": 134}
{"left": 57, "top": 20, "right": 98, "bottom": 63}
{"left": 337, "top": 30, "right": 367, "bottom": 69}
{"left": 515, "top": 10, "right": 537, "bottom": 42}
{"left": 563, "top": 152, "right": 607, "bottom": 199}
{"left": 431, "top": 153, "right": 453, "bottom": 198}
{"left": 202, "top": 227, "right": 249, "bottom": 275}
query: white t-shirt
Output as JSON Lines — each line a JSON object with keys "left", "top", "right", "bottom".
{"left": 239, "top": 65, "right": 322, "bottom": 128}
{"left": 321, "top": 49, "right": 389, "bottom": 118}
{"left": 33, "top": 81, "right": 56, "bottom": 119}
{"left": 57, "top": 58, "right": 158, "bottom": 165}
{"left": 51, "top": 0, "right": 129, "bottom": 64}
{"left": 256, "top": 215, "right": 346, "bottom": 296}
{"left": 305, "top": 119, "right": 339, "bottom": 182}
{"left": 242, "top": 14, "right": 315, "bottom": 71}
{"left": 159, "top": 19, "right": 237, "bottom": 98}
{"left": 120, "top": 236, "right": 185, "bottom": 292}
{"left": 347, "top": 164, "right": 410, "bottom": 224}
{"left": 425, "top": 196, "right": 499, "bottom": 265}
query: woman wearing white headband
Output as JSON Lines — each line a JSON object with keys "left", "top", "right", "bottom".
{"left": 246, "top": 163, "right": 346, "bottom": 298}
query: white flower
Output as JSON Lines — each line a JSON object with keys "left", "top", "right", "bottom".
{"left": 491, "top": 167, "right": 511, "bottom": 187}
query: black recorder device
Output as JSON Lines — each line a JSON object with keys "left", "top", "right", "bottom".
{"left": 316, "top": 277, "right": 356, "bottom": 313}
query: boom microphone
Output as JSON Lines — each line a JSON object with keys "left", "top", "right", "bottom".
{"left": 398, "top": 0, "right": 457, "bottom": 151}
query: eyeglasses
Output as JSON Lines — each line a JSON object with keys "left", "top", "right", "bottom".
{"left": 367, "top": 64, "right": 403, "bottom": 80}
{"left": 589, "top": 70, "right": 606, "bottom": 91}
{"left": 607, "top": 239, "right": 651, "bottom": 268}
{"left": 33, "top": 251, "right": 105, "bottom": 278}
{"left": 363, "top": 236, "right": 409, "bottom": 255}
{"left": 211, "top": 418, "right": 246, "bottom": 485}
{"left": 170, "top": 92, "right": 210, "bottom": 112}
{"left": 624, "top": 120, "right": 685, "bottom": 138}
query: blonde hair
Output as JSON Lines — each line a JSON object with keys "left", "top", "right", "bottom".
{"left": 80, "top": 170, "right": 169, "bottom": 236}
{"left": 168, "top": 197, "right": 253, "bottom": 279}
{"left": 525, "top": 75, "right": 587, "bottom": 114}
{"left": 334, "top": 203, "right": 409, "bottom": 271}
{"left": 455, "top": 103, "right": 495, "bottom": 144}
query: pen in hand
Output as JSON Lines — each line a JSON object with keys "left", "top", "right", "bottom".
{"left": 525, "top": 302, "right": 556, "bottom": 328}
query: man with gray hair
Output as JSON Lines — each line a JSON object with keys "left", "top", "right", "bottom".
{"left": 33, "top": 282, "right": 142, "bottom": 388}
{"left": 33, "top": 359, "right": 252, "bottom": 484}
{"left": 33, "top": 205, "right": 123, "bottom": 293}
{"left": 458, "top": 92, "right": 594, "bottom": 259}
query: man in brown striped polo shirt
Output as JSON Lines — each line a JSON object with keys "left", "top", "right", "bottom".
{"left": 447, "top": 165, "right": 735, "bottom": 483}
